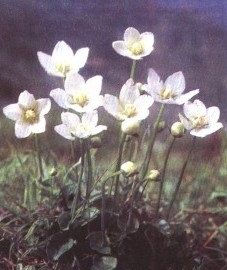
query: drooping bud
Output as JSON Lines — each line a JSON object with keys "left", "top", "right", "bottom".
{"left": 90, "top": 136, "right": 102, "bottom": 149}
{"left": 120, "top": 161, "right": 138, "bottom": 177}
{"left": 171, "top": 121, "right": 185, "bottom": 138}
{"left": 121, "top": 118, "right": 140, "bottom": 136}
{"left": 146, "top": 169, "right": 160, "bottom": 181}
{"left": 157, "top": 120, "right": 166, "bottom": 133}
{"left": 49, "top": 167, "right": 57, "bottom": 177}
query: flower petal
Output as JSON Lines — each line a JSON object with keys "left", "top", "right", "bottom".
{"left": 103, "top": 94, "right": 123, "bottom": 120}
{"left": 135, "top": 109, "right": 150, "bottom": 121}
{"left": 119, "top": 79, "right": 140, "bottom": 104}
{"left": 61, "top": 112, "right": 80, "bottom": 128}
{"left": 147, "top": 69, "right": 163, "bottom": 96}
{"left": 50, "top": 88, "right": 68, "bottom": 109}
{"left": 37, "top": 98, "right": 51, "bottom": 115}
{"left": 55, "top": 124, "right": 74, "bottom": 140}
{"left": 15, "top": 121, "right": 31, "bottom": 138}
{"left": 18, "top": 91, "right": 36, "bottom": 108}
{"left": 3, "top": 103, "right": 22, "bottom": 121}
{"left": 52, "top": 41, "right": 74, "bottom": 62}
{"left": 134, "top": 94, "right": 154, "bottom": 110}
{"left": 86, "top": 75, "right": 103, "bottom": 96}
{"left": 174, "top": 89, "right": 199, "bottom": 105}
{"left": 124, "top": 27, "right": 140, "bottom": 46}
{"left": 37, "top": 52, "right": 61, "bottom": 77}
{"left": 164, "top": 71, "right": 185, "bottom": 95}
{"left": 206, "top": 106, "right": 220, "bottom": 124}
{"left": 179, "top": 113, "right": 193, "bottom": 130}
{"left": 30, "top": 116, "right": 46, "bottom": 134}
{"left": 91, "top": 125, "right": 107, "bottom": 136}
{"left": 184, "top": 99, "right": 207, "bottom": 119}
{"left": 64, "top": 72, "right": 85, "bottom": 95}
{"left": 140, "top": 32, "right": 154, "bottom": 56}
{"left": 190, "top": 122, "right": 223, "bottom": 137}
{"left": 82, "top": 110, "right": 98, "bottom": 128}
{"left": 72, "top": 47, "right": 89, "bottom": 72}
{"left": 112, "top": 41, "right": 129, "bottom": 57}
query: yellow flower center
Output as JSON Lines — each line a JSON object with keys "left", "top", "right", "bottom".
{"left": 123, "top": 104, "right": 137, "bottom": 118}
{"left": 71, "top": 92, "right": 89, "bottom": 107}
{"left": 160, "top": 88, "right": 175, "bottom": 100}
{"left": 24, "top": 109, "right": 38, "bottom": 124}
{"left": 55, "top": 63, "right": 71, "bottom": 76}
{"left": 130, "top": 41, "right": 144, "bottom": 55}
{"left": 191, "top": 116, "right": 208, "bottom": 129}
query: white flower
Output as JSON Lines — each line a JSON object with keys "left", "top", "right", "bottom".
{"left": 103, "top": 79, "right": 153, "bottom": 121}
{"left": 179, "top": 99, "right": 223, "bottom": 138}
{"left": 55, "top": 110, "right": 107, "bottom": 140}
{"left": 146, "top": 69, "right": 199, "bottom": 105}
{"left": 3, "top": 91, "right": 51, "bottom": 138}
{"left": 112, "top": 27, "right": 154, "bottom": 60}
{"left": 50, "top": 73, "right": 103, "bottom": 113}
{"left": 37, "top": 41, "right": 89, "bottom": 77}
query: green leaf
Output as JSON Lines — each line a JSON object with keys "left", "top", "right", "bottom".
{"left": 91, "top": 256, "right": 117, "bottom": 270}
{"left": 87, "top": 231, "right": 111, "bottom": 255}
{"left": 46, "top": 232, "right": 75, "bottom": 261}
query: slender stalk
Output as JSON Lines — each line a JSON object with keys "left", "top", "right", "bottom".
{"left": 71, "top": 140, "right": 85, "bottom": 220}
{"left": 125, "top": 176, "right": 137, "bottom": 233}
{"left": 86, "top": 141, "right": 93, "bottom": 202}
{"left": 141, "top": 104, "right": 165, "bottom": 179}
{"left": 70, "top": 140, "right": 76, "bottom": 163}
{"left": 34, "top": 134, "right": 44, "bottom": 181}
{"left": 114, "top": 133, "right": 127, "bottom": 200}
{"left": 155, "top": 137, "right": 176, "bottom": 217}
{"left": 130, "top": 60, "right": 137, "bottom": 79}
{"left": 166, "top": 136, "right": 196, "bottom": 220}
{"left": 101, "top": 171, "right": 121, "bottom": 234}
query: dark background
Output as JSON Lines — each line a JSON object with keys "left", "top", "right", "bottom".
{"left": 0, "top": 0, "right": 226, "bottom": 126}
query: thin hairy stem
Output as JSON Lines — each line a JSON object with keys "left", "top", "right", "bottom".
{"left": 155, "top": 137, "right": 176, "bottom": 217}
{"left": 34, "top": 134, "right": 44, "bottom": 181}
{"left": 141, "top": 104, "right": 165, "bottom": 179}
{"left": 166, "top": 136, "right": 196, "bottom": 220}
{"left": 130, "top": 59, "right": 137, "bottom": 79}
{"left": 114, "top": 133, "right": 127, "bottom": 201}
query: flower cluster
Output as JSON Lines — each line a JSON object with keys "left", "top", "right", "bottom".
{"left": 2, "top": 27, "right": 223, "bottom": 141}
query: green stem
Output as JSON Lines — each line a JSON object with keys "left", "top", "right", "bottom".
{"left": 101, "top": 171, "right": 122, "bottom": 234}
{"left": 86, "top": 141, "right": 93, "bottom": 200}
{"left": 70, "top": 140, "right": 76, "bottom": 163}
{"left": 155, "top": 137, "right": 176, "bottom": 217}
{"left": 141, "top": 104, "right": 165, "bottom": 179}
{"left": 166, "top": 136, "right": 196, "bottom": 220}
{"left": 71, "top": 140, "right": 85, "bottom": 220}
{"left": 130, "top": 60, "right": 137, "bottom": 79}
{"left": 34, "top": 134, "right": 44, "bottom": 181}
{"left": 114, "top": 133, "right": 127, "bottom": 200}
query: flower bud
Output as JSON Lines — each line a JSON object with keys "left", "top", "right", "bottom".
{"left": 121, "top": 119, "right": 140, "bottom": 136}
{"left": 49, "top": 167, "right": 57, "bottom": 177}
{"left": 90, "top": 136, "right": 102, "bottom": 149}
{"left": 146, "top": 169, "right": 160, "bottom": 181}
{"left": 136, "top": 83, "right": 147, "bottom": 95}
{"left": 157, "top": 120, "right": 166, "bottom": 133}
{"left": 120, "top": 161, "right": 138, "bottom": 177}
{"left": 171, "top": 122, "right": 185, "bottom": 138}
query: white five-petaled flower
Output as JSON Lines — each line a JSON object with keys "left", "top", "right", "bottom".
{"left": 37, "top": 41, "right": 89, "bottom": 77}
{"left": 55, "top": 110, "right": 107, "bottom": 140}
{"left": 179, "top": 99, "right": 223, "bottom": 138}
{"left": 50, "top": 73, "right": 103, "bottom": 113}
{"left": 146, "top": 69, "right": 199, "bottom": 105}
{"left": 3, "top": 91, "right": 51, "bottom": 138}
{"left": 112, "top": 27, "right": 154, "bottom": 60}
{"left": 103, "top": 79, "right": 153, "bottom": 121}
